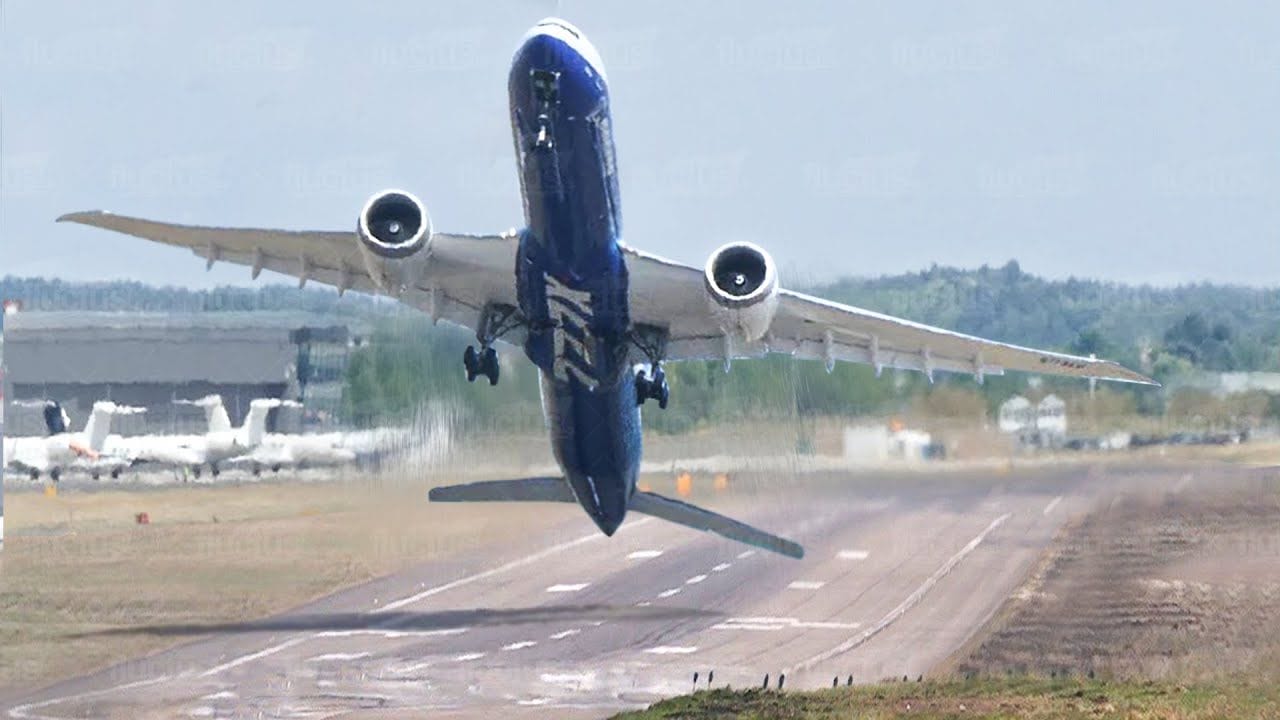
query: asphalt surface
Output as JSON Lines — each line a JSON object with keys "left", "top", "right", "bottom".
{"left": 4, "top": 465, "right": 1110, "bottom": 719}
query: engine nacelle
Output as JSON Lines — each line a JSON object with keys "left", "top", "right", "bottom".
{"left": 356, "top": 189, "right": 433, "bottom": 294}
{"left": 703, "top": 242, "right": 779, "bottom": 343}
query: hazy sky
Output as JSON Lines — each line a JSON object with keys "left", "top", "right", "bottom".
{"left": 3, "top": 1, "right": 1278, "bottom": 288}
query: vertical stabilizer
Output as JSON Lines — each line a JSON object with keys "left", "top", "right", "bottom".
{"left": 241, "top": 398, "right": 295, "bottom": 448}
{"left": 84, "top": 401, "right": 118, "bottom": 452}
{"left": 42, "top": 401, "right": 69, "bottom": 436}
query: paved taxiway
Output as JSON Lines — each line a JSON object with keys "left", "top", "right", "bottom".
{"left": 4, "top": 465, "right": 1122, "bottom": 719}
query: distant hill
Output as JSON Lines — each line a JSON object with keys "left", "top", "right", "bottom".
{"left": 5, "top": 262, "right": 1278, "bottom": 372}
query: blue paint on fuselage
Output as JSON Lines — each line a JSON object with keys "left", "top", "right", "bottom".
{"left": 508, "top": 21, "right": 641, "bottom": 537}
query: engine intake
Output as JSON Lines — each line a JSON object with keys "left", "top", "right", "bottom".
{"left": 704, "top": 242, "right": 779, "bottom": 342}
{"left": 358, "top": 189, "right": 431, "bottom": 259}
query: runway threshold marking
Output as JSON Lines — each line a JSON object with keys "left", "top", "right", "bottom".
{"left": 792, "top": 513, "right": 1012, "bottom": 671}
{"left": 375, "top": 518, "right": 653, "bottom": 613}
{"left": 1042, "top": 496, "right": 1063, "bottom": 515}
{"left": 838, "top": 549, "right": 870, "bottom": 560}
{"left": 546, "top": 583, "right": 590, "bottom": 593}
{"left": 788, "top": 581, "right": 826, "bottom": 590}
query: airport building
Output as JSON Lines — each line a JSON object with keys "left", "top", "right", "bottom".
{"left": 2, "top": 311, "right": 361, "bottom": 437}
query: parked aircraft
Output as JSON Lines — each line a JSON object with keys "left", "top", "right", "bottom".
{"left": 59, "top": 18, "right": 1154, "bottom": 557}
{"left": 5, "top": 400, "right": 142, "bottom": 481}
{"left": 120, "top": 395, "right": 286, "bottom": 477}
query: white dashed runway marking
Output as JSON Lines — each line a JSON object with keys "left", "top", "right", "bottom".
{"left": 306, "top": 652, "right": 370, "bottom": 663}
{"left": 657, "top": 587, "right": 682, "bottom": 598}
{"left": 838, "top": 549, "right": 869, "bottom": 560}
{"left": 548, "top": 628, "right": 581, "bottom": 640}
{"left": 645, "top": 646, "right": 698, "bottom": 655}
{"left": 453, "top": 652, "right": 486, "bottom": 662}
{"left": 712, "top": 562, "right": 732, "bottom": 572}
{"left": 713, "top": 616, "right": 861, "bottom": 631}
{"left": 502, "top": 641, "right": 538, "bottom": 651}
{"left": 685, "top": 574, "right": 707, "bottom": 585}
{"left": 545, "top": 583, "right": 590, "bottom": 593}
{"left": 627, "top": 550, "right": 664, "bottom": 560}
{"left": 1043, "top": 496, "right": 1063, "bottom": 515}
{"left": 788, "top": 580, "right": 826, "bottom": 590}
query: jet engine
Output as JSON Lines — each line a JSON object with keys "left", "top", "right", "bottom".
{"left": 703, "top": 242, "right": 779, "bottom": 342}
{"left": 356, "top": 189, "right": 433, "bottom": 294}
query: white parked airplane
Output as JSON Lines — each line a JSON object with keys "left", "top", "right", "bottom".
{"left": 5, "top": 400, "right": 143, "bottom": 481}
{"left": 120, "top": 395, "right": 286, "bottom": 477}
{"left": 60, "top": 18, "right": 1154, "bottom": 557}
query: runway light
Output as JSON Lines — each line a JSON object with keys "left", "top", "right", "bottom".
{"left": 638, "top": 481, "right": 652, "bottom": 492}
{"left": 714, "top": 473, "right": 729, "bottom": 491}
{"left": 676, "top": 472, "right": 693, "bottom": 497}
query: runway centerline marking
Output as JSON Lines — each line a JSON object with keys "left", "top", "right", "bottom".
{"left": 453, "top": 652, "right": 487, "bottom": 662}
{"left": 712, "top": 562, "right": 732, "bottom": 572}
{"left": 502, "top": 640, "right": 538, "bottom": 651}
{"left": 546, "top": 583, "right": 590, "bottom": 593}
{"left": 657, "top": 588, "right": 682, "bottom": 598}
{"left": 646, "top": 646, "right": 698, "bottom": 655}
{"left": 838, "top": 549, "right": 870, "bottom": 560}
{"left": 737, "top": 550, "right": 756, "bottom": 559}
{"left": 1043, "top": 496, "right": 1063, "bottom": 515}
{"left": 793, "top": 513, "right": 1012, "bottom": 671}
{"left": 375, "top": 518, "right": 652, "bottom": 613}
{"left": 788, "top": 580, "right": 826, "bottom": 590}
{"left": 628, "top": 549, "right": 664, "bottom": 560}
{"left": 548, "top": 628, "right": 581, "bottom": 640}
{"left": 686, "top": 574, "right": 707, "bottom": 585}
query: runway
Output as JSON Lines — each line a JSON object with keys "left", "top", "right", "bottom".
{"left": 4, "top": 466, "right": 1110, "bottom": 719}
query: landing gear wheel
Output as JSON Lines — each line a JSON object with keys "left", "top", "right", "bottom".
{"left": 50, "top": 468, "right": 61, "bottom": 483}
{"left": 464, "top": 345, "right": 499, "bottom": 385}
{"left": 481, "top": 347, "right": 499, "bottom": 386}
{"left": 463, "top": 345, "right": 480, "bottom": 383}
{"left": 110, "top": 468, "right": 121, "bottom": 480}
{"left": 635, "top": 366, "right": 671, "bottom": 409}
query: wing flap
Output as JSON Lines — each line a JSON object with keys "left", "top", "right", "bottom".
{"left": 629, "top": 491, "right": 804, "bottom": 559}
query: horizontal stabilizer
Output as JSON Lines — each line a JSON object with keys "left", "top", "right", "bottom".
{"left": 629, "top": 491, "right": 804, "bottom": 559}
{"left": 428, "top": 477, "right": 575, "bottom": 504}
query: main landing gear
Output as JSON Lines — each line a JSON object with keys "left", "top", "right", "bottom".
{"left": 634, "top": 365, "right": 670, "bottom": 409}
{"left": 464, "top": 303, "right": 521, "bottom": 386}
{"left": 463, "top": 345, "right": 500, "bottom": 386}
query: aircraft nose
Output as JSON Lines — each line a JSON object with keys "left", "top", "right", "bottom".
{"left": 571, "top": 473, "right": 630, "bottom": 537}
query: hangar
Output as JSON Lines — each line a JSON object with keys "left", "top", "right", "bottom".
{"left": 2, "top": 311, "right": 357, "bottom": 437}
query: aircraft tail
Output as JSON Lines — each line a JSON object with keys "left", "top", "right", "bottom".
{"left": 427, "top": 477, "right": 804, "bottom": 559}
{"left": 84, "top": 401, "right": 146, "bottom": 452}
{"left": 240, "top": 398, "right": 300, "bottom": 447}
{"left": 629, "top": 491, "right": 804, "bottom": 559}
{"left": 42, "top": 401, "right": 69, "bottom": 436}
{"left": 176, "top": 395, "right": 231, "bottom": 433}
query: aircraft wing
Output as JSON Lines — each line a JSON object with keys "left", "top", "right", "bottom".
{"left": 56, "top": 211, "right": 521, "bottom": 344}
{"left": 623, "top": 245, "right": 1155, "bottom": 385}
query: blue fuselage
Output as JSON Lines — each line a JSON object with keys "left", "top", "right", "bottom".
{"left": 508, "top": 22, "right": 640, "bottom": 536}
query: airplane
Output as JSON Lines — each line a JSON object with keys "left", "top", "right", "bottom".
{"left": 58, "top": 18, "right": 1154, "bottom": 558}
{"left": 5, "top": 400, "right": 143, "bottom": 481}
{"left": 119, "top": 395, "right": 288, "bottom": 477}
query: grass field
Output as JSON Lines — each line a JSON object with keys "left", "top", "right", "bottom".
{"left": 0, "top": 475, "right": 567, "bottom": 696}
{"left": 610, "top": 678, "right": 1280, "bottom": 719}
